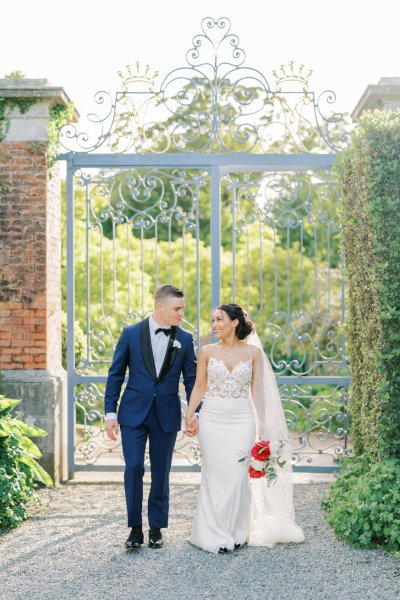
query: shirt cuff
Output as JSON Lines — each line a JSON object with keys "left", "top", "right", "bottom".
{"left": 105, "top": 412, "right": 118, "bottom": 420}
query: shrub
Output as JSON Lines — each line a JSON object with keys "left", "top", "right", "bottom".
{"left": 0, "top": 395, "right": 53, "bottom": 531}
{"left": 339, "top": 110, "right": 400, "bottom": 460}
{"left": 322, "top": 456, "right": 400, "bottom": 554}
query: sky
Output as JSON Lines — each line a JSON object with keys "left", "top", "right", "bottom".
{"left": 2, "top": 0, "right": 398, "bottom": 126}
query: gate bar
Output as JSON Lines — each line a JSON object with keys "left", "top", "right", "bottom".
{"left": 58, "top": 152, "right": 337, "bottom": 171}
{"left": 211, "top": 165, "right": 221, "bottom": 310}
{"left": 66, "top": 155, "right": 76, "bottom": 479}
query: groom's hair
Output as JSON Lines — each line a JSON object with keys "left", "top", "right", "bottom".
{"left": 155, "top": 284, "right": 184, "bottom": 304}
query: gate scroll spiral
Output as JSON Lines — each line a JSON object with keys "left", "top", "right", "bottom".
{"left": 60, "top": 16, "right": 351, "bottom": 474}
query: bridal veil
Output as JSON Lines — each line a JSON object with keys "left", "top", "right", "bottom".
{"left": 246, "top": 330, "right": 305, "bottom": 547}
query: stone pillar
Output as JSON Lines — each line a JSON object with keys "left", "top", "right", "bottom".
{"left": 351, "top": 77, "right": 400, "bottom": 121}
{"left": 0, "top": 79, "right": 78, "bottom": 484}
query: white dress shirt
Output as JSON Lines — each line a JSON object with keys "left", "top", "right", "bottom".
{"left": 105, "top": 315, "right": 171, "bottom": 421}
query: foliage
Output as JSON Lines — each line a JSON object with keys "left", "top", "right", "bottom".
{"left": 338, "top": 110, "right": 400, "bottom": 460}
{"left": 0, "top": 395, "right": 53, "bottom": 531}
{"left": 4, "top": 71, "right": 25, "bottom": 78}
{"left": 324, "top": 111, "right": 400, "bottom": 554}
{"left": 322, "top": 456, "right": 400, "bottom": 555}
{"left": 0, "top": 181, "right": 11, "bottom": 196}
{"left": 61, "top": 185, "right": 318, "bottom": 367}
{"left": 0, "top": 72, "right": 74, "bottom": 168}
{"left": 1, "top": 71, "right": 37, "bottom": 141}
{"left": 0, "top": 94, "right": 36, "bottom": 142}
{"left": 61, "top": 310, "right": 86, "bottom": 369}
{"left": 48, "top": 103, "right": 75, "bottom": 168}
{"left": 0, "top": 436, "right": 38, "bottom": 530}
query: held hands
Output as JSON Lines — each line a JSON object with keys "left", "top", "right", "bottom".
{"left": 185, "top": 413, "right": 199, "bottom": 437}
{"left": 105, "top": 419, "right": 119, "bottom": 441}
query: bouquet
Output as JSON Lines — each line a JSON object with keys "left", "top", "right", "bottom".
{"left": 240, "top": 439, "right": 286, "bottom": 486}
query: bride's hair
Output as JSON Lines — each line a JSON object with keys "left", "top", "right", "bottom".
{"left": 217, "top": 303, "right": 254, "bottom": 340}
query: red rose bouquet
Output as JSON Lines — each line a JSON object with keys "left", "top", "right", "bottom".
{"left": 240, "top": 439, "right": 286, "bottom": 486}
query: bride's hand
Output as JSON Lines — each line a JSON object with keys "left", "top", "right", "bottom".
{"left": 185, "top": 411, "right": 193, "bottom": 429}
{"left": 185, "top": 413, "right": 198, "bottom": 437}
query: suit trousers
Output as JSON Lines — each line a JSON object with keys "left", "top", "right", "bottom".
{"left": 120, "top": 398, "right": 177, "bottom": 528}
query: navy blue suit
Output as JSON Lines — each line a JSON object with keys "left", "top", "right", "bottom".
{"left": 104, "top": 318, "right": 196, "bottom": 528}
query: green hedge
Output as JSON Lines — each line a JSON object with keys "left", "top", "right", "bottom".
{"left": 323, "top": 111, "right": 400, "bottom": 554}
{"left": 339, "top": 110, "right": 400, "bottom": 460}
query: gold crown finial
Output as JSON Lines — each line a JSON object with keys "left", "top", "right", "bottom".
{"left": 117, "top": 62, "right": 159, "bottom": 92}
{"left": 272, "top": 61, "right": 313, "bottom": 92}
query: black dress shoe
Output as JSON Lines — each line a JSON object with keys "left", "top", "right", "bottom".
{"left": 218, "top": 547, "right": 228, "bottom": 554}
{"left": 148, "top": 527, "right": 163, "bottom": 548}
{"left": 125, "top": 526, "right": 144, "bottom": 549}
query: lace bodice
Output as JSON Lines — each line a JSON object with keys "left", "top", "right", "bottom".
{"left": 206, "top": 357, "right": 253, "bottom": 400}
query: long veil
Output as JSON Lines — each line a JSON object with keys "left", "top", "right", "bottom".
{"left": 246, "top": 330, "right": 305, "bottom": 546}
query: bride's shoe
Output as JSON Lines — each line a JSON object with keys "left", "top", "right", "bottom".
{"left": 234, "top": 542, "right": 247, "bottom": 550}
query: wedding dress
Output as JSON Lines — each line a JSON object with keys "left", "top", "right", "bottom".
{"left": 190, "top": 337, "right": 304, "bottom": 554}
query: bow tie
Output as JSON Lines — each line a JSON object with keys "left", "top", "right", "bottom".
{"left": 155, "top": 327, "right": 172, "bottom": 337}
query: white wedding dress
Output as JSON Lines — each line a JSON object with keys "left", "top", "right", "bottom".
{"left": 190, "top": 350, "right": 256, "bottom": 553}
{"left": 190, "top": 341, "right": 304, "bottom": 554}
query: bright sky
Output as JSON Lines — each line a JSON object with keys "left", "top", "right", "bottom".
{"left": 2, "top": 0, "right": 398, "bottom": 123}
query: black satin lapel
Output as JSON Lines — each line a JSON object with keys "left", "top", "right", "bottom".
{"left": 157, "top": 326, "right": 179, "bottom": 381}
{"left": 140, "top": 318, "right": 157, "bottom": 380}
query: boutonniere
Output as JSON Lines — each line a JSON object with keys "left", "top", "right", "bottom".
{"left": 172, "top": 339, "right": 181, "bottom": 349}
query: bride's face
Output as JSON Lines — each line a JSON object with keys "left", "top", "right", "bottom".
{"left": 211, "top": 309, "right": 237, "bottom": 339}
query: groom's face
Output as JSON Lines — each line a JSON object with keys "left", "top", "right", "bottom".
{"left": 156, "top": 295, "right": 185, "bottom": 327}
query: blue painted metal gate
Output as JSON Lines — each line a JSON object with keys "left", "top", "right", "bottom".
{"left": 59, "top": 17, "right": 351, "bottom": 477}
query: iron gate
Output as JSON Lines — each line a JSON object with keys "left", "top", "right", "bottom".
{"left": 59, "top": 17, "right": 351, "bottom": 477}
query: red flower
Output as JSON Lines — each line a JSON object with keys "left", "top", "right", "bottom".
{"left": 250, "top": 440, "right": 271, "bottom": 462}
{"left": 249, "top": 466, "right": 264, "bottom": 478}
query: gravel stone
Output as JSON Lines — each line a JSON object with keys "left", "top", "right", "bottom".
{"left": 0, "top": 483, "right": 399, "bottom": 600}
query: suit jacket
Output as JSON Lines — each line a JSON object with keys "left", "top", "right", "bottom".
{"left": 104, "top": 318, "right": 197, "bottom": 432}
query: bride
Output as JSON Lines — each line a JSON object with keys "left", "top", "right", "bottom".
{"left": 185, "top": 303, "right": 304, "bottom": 554}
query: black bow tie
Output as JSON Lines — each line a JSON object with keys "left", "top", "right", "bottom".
{"left": 155, "top": 327, "right": 172, "bottom": 337}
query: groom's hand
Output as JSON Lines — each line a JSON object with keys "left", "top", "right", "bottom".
{"left": 105, "top": 419, "right": 119, "bottom": 441}
{"left": 185, "top": 414, "right": 199, "bottom": 437}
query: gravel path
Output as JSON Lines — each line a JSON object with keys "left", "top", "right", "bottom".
{"left": 0, "top": 482, "right": 399, "bottom": 600}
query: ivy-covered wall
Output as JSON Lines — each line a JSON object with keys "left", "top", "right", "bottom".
{"left": 340, "top": 110, "right": 400, "bottom": 460}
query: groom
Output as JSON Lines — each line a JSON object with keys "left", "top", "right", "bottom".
{"left": 104, "top": 284, "right": 198, "bottom": 549}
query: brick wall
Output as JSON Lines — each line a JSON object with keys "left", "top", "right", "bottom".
{"left": 0, "top": 141, "right": 61, "bottom": 370}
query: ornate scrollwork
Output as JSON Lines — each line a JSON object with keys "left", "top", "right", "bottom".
{"left": 74, "top": 168, "right": 207, "bottom": 374}
{"left": 224, "top": 169, "right": 348, "bottom": 377}
{"left": 75, "top": 384, "right": 123, "bottom": 465}
{"left": 75, "top": 385, "right": 201, "bottom": 467}
{"left": 281, "top": 384, "right": 350, "bottom": 465}
{"left": 59, "top": 17, "right": 349, "bottom": 154}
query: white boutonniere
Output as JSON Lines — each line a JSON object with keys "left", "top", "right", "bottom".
{"left": 172, "top": 339, "right": 181, "bottom": 349}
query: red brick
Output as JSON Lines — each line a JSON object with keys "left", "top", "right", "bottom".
{"left": 11, "top": 339, "right": 34, "bottom": 347}
{"left": 0, "top": 140, "right": 62, "bottom": 370}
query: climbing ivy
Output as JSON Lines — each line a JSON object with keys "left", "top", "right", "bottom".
{"left": 0, "top": 96, "right": 37, "bottom": 142}
{"left": 47, "top": 102, "right": 75, "bottom": 168}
